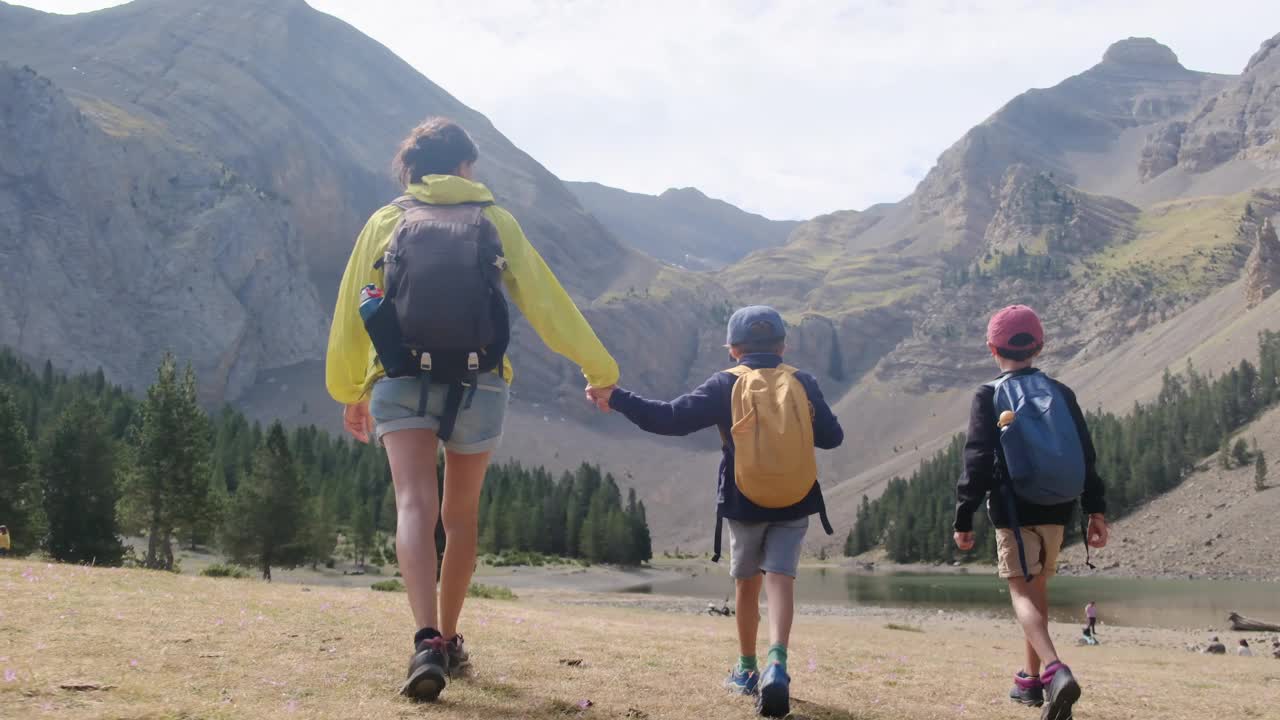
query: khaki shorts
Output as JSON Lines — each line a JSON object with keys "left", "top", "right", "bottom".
{"left": 995, "top": 525, "right": 1064, "bottom": 579}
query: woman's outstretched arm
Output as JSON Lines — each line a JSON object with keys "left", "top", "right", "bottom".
{"left": 488, "top": 206, "right": 620, "bottom": 389}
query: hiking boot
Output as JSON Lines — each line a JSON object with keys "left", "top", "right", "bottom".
{"left": 757, "top": 662, "right": 790, "bottom": 718}
{"left": 1010, "top": 671, "right": 1044, "bottom": 707}
{"left": 724, "top": 666, "right": 759, "bottom": 695}
{"left": 1040, "top": 662, "right": 1080, "bottom": 720}
{"left": 446, "top": 634, "right": 471, "bottom": 677}
{"left": 401, "top": 633, "right": 449, "bottom": 701}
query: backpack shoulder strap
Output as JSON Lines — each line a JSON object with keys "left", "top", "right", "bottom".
{"left": 390, "top": 194, "right": 424, "bottom": 211}
{"left": 718, "top": 366, "right": 751, "bottom": 448}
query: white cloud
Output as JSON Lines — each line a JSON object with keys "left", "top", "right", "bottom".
{"left": 12, "top": 1, "right": 1280, "bottom": 218}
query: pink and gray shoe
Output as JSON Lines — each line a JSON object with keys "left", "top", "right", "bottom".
{"left": 1010, "top": 671, "right": 1044, "bottom": 707}
{"left": 1038, "top": 661, "right": 1080, "bottom": 720}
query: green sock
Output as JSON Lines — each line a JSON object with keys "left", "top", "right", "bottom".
{"left": 738, "top": 655, "right": 758, "bottom": 673}
{"left": 767, "top": 644, "right": 787, "bottom": 670}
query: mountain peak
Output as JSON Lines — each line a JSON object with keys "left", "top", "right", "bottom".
{"left": 659, "top": 187, "right": 709, "bottom": 201}
{"left": 1101, "top": 37, "right": 1182, "bottom": 68}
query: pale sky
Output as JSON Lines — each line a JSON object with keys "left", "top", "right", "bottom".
{"left": 13, "top": 1, "right": 1280, "bottom": 219}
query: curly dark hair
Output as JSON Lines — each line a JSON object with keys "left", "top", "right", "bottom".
{"left": 392, "top": 117, "right": 479, "bottom": 187}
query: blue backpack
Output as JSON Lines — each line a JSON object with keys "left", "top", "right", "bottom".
{"left": 987, "top": 371, "right": 1086, "bottom": 579}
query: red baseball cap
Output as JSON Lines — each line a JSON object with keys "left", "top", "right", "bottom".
{"left": 987, "top": 305, "right": 1044, "bottom": 352}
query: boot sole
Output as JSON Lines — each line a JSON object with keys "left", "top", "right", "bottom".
{"left": 758, "top": 682, "right": 790, "bottom": 718}
{"left": 1041, "top": 676, "right": 1080, "bottom": 720}
{"left": 401, "top": 664, "right": 447, "bottom": 702}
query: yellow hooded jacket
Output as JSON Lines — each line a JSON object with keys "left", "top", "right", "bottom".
{"left": 326, "top": 175, "right": 619, "bottom": 405}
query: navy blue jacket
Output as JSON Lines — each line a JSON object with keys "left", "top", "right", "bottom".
{"left": 609, "top": 354, "right": 844, "bottom": 554}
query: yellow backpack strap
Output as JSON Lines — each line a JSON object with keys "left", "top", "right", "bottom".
{"left": 775, "top": 363, "right": 815, "bottom": 418}
{"left": 719, "top": 365, "right": 751, "bottom": 447}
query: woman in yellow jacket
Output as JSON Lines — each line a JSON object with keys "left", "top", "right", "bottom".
{"left": 326, "top": 118, "right": 618, "bottom": 701}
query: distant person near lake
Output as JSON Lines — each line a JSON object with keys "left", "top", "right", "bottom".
{"left": 1204, "top": 636, "right": 1227, "bottom": 654}
{"left": 326, "top": 117, "right": 620, "bottom": 702}
{"left": 1086, "top": 600, "right": 1098, "bottom": 635}
{"left": 588, "top": 306, "right": 844, "bottom": 718}
{"left": 0, "top": 525, "right": 9, "bottom": 557}
{"left": 953, "top": 305, "right": 1109, "bottom": 720}
{"left": 1238, "top": 639, "right": 1253, "bottom": 657}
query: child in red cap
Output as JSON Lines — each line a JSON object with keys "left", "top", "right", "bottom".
{"left": 953, "top": 305, "right": 1108, "bottom": 719}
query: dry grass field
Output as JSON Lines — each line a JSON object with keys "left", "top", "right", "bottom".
{"left": 2, "top": 559, "right": 1277, "bottom": 720}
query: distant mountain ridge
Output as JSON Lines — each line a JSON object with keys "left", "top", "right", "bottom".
{"left": 566, "top": 181, "right": 800, "bottom": 270}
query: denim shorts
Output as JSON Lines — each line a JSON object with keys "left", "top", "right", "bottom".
{"left": 369, "top": 372, "right": 509, "bottom": 454}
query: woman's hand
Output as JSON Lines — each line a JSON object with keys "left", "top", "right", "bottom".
{"left": 344, "top": 400, "right": 374, "bottom": 443}
{"left": 585, "top": 385, "right": 615, "bottom": 412}
{"left": 1086, "top": 514, "right": 1109, "bottom": 548}
{"left": 953, "top": 531, "right": 975, "bottom": 551}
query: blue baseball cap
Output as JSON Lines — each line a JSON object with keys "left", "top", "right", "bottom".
{"left": 726, "top": 305, "right": 787, "bottom": 346}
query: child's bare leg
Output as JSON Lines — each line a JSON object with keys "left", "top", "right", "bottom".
{"left": 1008, "top": 574, "right": 1058, "bottom": 668}
{"left": 1024, "top": 574, "right": 1052, "bottom": 674}
{"left": 735, "top": 574, "right": 763, "bottom": 657}
{"left": 764, "top": 573, "right": 796, "bottom": 650}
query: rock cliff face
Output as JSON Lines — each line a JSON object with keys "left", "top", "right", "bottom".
{"left": 0, "top": 64, "right": 327, "bottom": 401}
{"left": 1141, "top": 32, "right": 1280, "bottom": 178}
{"left": 1246, "top": 218, "right": 1280, "bottom": 306}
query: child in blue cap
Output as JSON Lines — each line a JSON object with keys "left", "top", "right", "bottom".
{"left": 588, "top": 306, "right": 843, "bottom": 717}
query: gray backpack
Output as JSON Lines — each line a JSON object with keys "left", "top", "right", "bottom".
{"left": 369, "top": 196, "right": 510, "bottom": 439}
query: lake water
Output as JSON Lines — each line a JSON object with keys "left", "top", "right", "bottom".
{"left": 625, "top": 569, "right": 1280, "bottom": 630}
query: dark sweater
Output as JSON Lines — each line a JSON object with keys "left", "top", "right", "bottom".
{"left": 608, "top": 353, "right": 844, "bottom": 524}
{"left": 954, "top": 368, "right": 1106, "bottom": 533}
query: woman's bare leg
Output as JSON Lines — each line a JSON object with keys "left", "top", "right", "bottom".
{"left": 383, "top": 429, "right": 441, "bottom": 632}
{"left": 438, "top": 449, "right": 491, "bottom": 638}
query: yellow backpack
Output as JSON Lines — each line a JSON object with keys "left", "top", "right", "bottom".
{"left": 722, "top": 364, "right": 818, "bottom": 508}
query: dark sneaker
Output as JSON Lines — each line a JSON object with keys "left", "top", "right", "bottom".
{"left": 757, "top": 662, "right": 790, "bottom": 718}
{"left": 446, "top": 634, "right": 471, "bottom": 677}
{"left": 724, "top": 666, "right": 760, "bottom": 695}
{"left": 1010, "top": 671, "right": 1044, "bottom": 707}
{"left": 401, "top": 635, "right": 448, "bottom": 701}
{"left": 1040, "top": 662, "right": 1080, "bottom": 720}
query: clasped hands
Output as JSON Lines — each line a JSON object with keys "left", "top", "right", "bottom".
{"left": 585, "top": 384, "right": 615, "bottom": 412}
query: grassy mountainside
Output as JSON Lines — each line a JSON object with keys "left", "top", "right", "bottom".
{"left": 3, "top": 559, "right": 1277, "bottom": 720}
{"left": 567, "top": 182, "right": 799, "bottom": 270}
{"left": 1061, "top": 403, "right": 1280, "bottom": 581}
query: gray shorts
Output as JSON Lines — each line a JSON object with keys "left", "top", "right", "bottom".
{"left": 727, "top": 517, "right": 809, "bottom": 579}
{"left": 369, "top": 372, "right": 509, "bottom": 454}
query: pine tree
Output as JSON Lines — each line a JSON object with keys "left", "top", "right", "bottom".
{"left": 1255, "top": 450, "right": 1267, "bottom": 492}
{"left": 193, "top": 469, "right": 230, "bottom": 549}
{"left": 223, "top": 422, "right": 307, "bottom": 580}
{"left": 39, "top": 400, "right": 124, "bottom": 565}
{"left": 1232, "top": 438, "right": 1253, "bottom": 468}
{"left": 351, "top": 500, "right": 375, "bottom": 568}
{"left": 378, "top": 484, "right": 397, "bottom": 534}
{"left": 0, "top": 387, "right": 41, "bottom": 555}
{"left": 1219, "top": 434, "right": 1233, "bottom": 470}
{"left": 131, "top": 355, "right": 211, "bottom": 570}
{"left": 304, "top": 496, "right": 338, "bottom": 570}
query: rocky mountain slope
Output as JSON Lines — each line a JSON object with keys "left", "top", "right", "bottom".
{"left": 0, "top": 64, "right": 328, "bottom": 401}
{"left": 4, "top": 2, "right": 1280, "bottom": 552}
{"left": 1060, "top": 402, "right": 1280, "bottom": 582}
{"left": 0, "top": 0, "right": 710, "bottom": 407}
{"left": 565, "top": 182, "right": 799, "bottom": 270}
